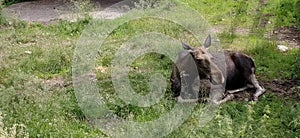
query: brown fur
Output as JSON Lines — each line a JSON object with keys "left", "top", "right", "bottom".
{"left": 223, "top": 50, "right": 256, "bottom": 90}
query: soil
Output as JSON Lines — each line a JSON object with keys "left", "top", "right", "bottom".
{"left": 273, "top": 26, "right": 300, "bottom": 48}
{"left": 2, "top": 0, "right": 129, "bottom": 23}
{"left": 43, "top": 77, "right": 66, "bottom": 88}
{"left": 232, "top": 79, "right": 300, "bottom": 102}
{"left": 261, "top": 79, "right": 300, "bottom": 99}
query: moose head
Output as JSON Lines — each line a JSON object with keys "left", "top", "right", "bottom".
{"left": 181, "top": 35, "right": 224, "bottom": 85}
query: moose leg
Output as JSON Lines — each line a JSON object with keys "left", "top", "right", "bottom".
{"left": 227, "top": 84, "right": 254, "bottom": 94}
{"left": 249, "top": 74, "right": 265, "bottom": 101}
{"left": 212, "top": 94, "right": 234, "bottom": 105}
{"left": 176, "top": 96, "right": 199, "bottom": 103}
{"left": 209, "top": 84, "right": 234, "bottom": 105}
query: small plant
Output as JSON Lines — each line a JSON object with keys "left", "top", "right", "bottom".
{"left": 296, "top": 0, "right": 300, "bottom": 27}
{"left": 0, "top": 0, "right": 7, "bottom": 25}
{"left": 277, "top": 0, "right": 299, "bottom": 27}
{"left": 2, "top": 0, "right": 31, "bottom": 6}
{"left": 0, "top": 111, "right": 29, "bottom": 138}
{"left": 292, "top": 49, "right": 300, "bottom": 79}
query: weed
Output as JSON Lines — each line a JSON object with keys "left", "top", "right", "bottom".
{"left": 291, "top": 49, "right": 300, "bottom": 79}
{"left": 2, "top": 0, "right": 30, "bottom": 6}
{"left": 272, "top": 0, "right": 299, "bottom": 27}
{"left": 0, "top": 111, "right": 29, "bottom": 138}
{"left": 0, "top": 0, "right": 7, "bottom": 25}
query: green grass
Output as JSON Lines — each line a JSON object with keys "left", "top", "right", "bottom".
{"left": 2, "top": 0, "right": 31, "bottom": 6}
{"left": 0, "top": 0, "right": 300, "bottom": 137}
{"left": 167, "top": 95, "right": 300, "bottom": 137}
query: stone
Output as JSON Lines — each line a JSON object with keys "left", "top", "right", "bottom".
{"left": 277, "top": 45, "right": 289, "bottom": 52}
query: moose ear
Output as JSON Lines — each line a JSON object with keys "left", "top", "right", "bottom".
{"left": 181, "top": 42, "right": 192, "bottom": 50}
{"left": 203, "top": 35, "right": 211, "bottom": 48}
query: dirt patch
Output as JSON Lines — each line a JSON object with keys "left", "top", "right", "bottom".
{"left": 3, "top": 0, "right": 73, "bottom": 23}
{"left": 43, "top": 77, "right": 66, "bottom": 88}
{"left": 261, "top": 79, "right": 300, "bottom": 99}
{"left": 42, "top": 77, "right": 73, "bottom": 91}
{"left": 2, "top": 0, "right": 130, "bottom": 23}
{"left": 273, "top": 26, "right": 300, "bottom": 48}
{"left": 230, "top": 79, "right": 300, "bottom": 101}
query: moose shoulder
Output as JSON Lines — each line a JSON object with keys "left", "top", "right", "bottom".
{"left": 170, "top": 35, "right": 265, "bottom": 104}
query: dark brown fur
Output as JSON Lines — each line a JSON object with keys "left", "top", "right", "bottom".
{"left": 223, "top": 50, "right": 255, "bottom": 90}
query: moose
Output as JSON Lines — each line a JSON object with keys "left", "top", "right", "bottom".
{"left": 170, "top": 35, "right": 265, "bottom": 104}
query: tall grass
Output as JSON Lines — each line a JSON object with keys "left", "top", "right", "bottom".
{"left": 2, "top": 0, "right": 31, "bottom": 6}
{"left": 263, "top": 0, "right": 300, "bottom": 27}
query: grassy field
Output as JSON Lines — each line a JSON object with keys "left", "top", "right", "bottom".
{"left": 0, "top": 0, "right": 300, "bottom": 137}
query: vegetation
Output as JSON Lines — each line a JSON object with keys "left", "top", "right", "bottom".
{"left": 0, "top": 0, "right": 299, "bottom": 137}
{"left": 3, "top": 0, "right": 28, "bottom": 6}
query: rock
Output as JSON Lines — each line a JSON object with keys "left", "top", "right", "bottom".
{"left": 24, "top": 50, "right": 32, "bottom": 54}
{"left": 277, "top": 45, "right": 289, "bottom": 52}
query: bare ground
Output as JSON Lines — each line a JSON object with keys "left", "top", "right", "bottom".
{"left": 261, "top": 79, "right": 300, "bottom": 99}
{"left": 232, "top": 79, "right": 300, "bottom": 102}
{"left": 273, "top": 26, "right": 300, "bottom": 48}
{"left": 2, "top": 0, "right": 129, "bottom": 23}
